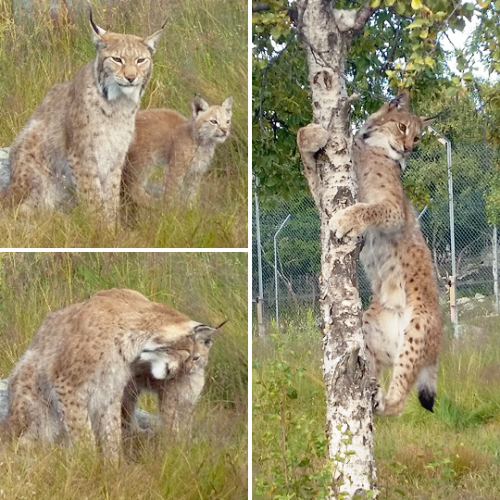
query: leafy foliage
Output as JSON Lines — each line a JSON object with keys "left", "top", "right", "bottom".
{"left": 252, "top": 0, "right": 499, "bottom": 199}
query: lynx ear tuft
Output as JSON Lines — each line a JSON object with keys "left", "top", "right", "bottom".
{"left": 143, "top": 26, "right": 164, "bottom": 54}
{"left": 89, "top": 7, "right": 106, "bottom": 48}
{"left": 214, "top": 319, "right": 228, "bottom": 330}
{"left": 389, "top": 90, "right": 411, "bottom": 111}
{"left": 421, "top": 116, "right": 437, "bottom": 126}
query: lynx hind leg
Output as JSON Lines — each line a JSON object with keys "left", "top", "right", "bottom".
{"left": 362, "top": 301, "right": 403, "bottom": 416}
{"left": 4, "top": 144, "right": 52, "bottom": 213}
{"left": 380, "top": 314, "right": 438, "bottom": 417}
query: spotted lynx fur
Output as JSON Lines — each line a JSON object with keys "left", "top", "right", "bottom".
{"left": 122, "top": 96, "right": 232, "bottom": 205}
{"left": 3, "top": 289, "right": 214, "bottom": 457}
{"left": 299, "top": 92, "right": 441, "bottom": 416}
{"left": 2, "top": 13, "right": 163, "bottom": 220}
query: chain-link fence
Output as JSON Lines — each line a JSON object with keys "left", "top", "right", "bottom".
{"left": 252, "top": 142, "right": 499, "bottom": 333}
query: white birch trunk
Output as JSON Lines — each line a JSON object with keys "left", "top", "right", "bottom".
{"left": 296, "top": 0, "right": 377, "bottom": 497}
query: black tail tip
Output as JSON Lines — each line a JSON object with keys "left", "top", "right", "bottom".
{"left": 418, "top": 388, "right": 436, "bottom": 413}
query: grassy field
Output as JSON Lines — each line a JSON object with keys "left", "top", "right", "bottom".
{"left": 0, "top": 0, "right": 247, "bottom": 248}
{"left": 253, "top": 307, "right": 500, "bottom": 499}
{"left": 0, "top": 252, "right": 248, "bottom": 500}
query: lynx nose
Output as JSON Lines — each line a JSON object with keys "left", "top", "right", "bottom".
{"left": 125, "top": 74, "right": 136, "bottom": 83}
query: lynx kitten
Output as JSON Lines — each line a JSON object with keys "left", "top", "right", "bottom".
{"left": 122, "top": 318, "right": 226, "bottom": 437}
{"left": 122, "top": 96, "right": 232, "bottom": 205}
{"left": 2, "top": 12, "right": 163, "bottom": 220}
{"left": 3, "top": 289, "right": 213, "bottom": 457}
{"left": 299, "top": 92, "right": 441, "bottom": 416}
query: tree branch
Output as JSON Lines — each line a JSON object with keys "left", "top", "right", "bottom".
{"left": 352, "top": 2, "right": 376, "bottom": 35}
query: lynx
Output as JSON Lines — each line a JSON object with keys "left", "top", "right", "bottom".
{"left": 122, "top": 95, "right": 232, "bottom": 206}
{"left": 3, "top": 288, "right": 215, "bottom": 458}
{"left": 299, "top": 92, "right": 441, "bottom": 416}
{"left": 2, "top": 12, "right": 163, "bottom": 220}
{"left": 122, "top": 319, "right": 226, "bottom": 437}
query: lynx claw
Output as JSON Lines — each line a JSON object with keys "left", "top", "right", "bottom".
{"left": 371, "top": 377, "right": 385, "bottom": 415}
{"left": 329, "top": 209, "right": 358, "bottom": 239}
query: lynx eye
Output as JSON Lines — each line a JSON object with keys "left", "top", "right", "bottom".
{"left": 136, "top": 58, "right": 147, "bottom": 64}
{"left": 397, "top": 123, "right": 407, "bottom": 133}
{"left": 210, "top": 119, "right": 219, "bottom": 125}
{"left": 111, "top": 57, "right": 123, "bottom": 64}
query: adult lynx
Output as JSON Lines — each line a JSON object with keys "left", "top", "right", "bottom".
{"left": 2, "top": 12, "right": 163, "bottom": 220}
{"left": 3, "top": 289, "right": 213, "bottom": 458}
{"left": 122, "top": 96, "right": 232, "bottom": 205}
{"left": 299, "top": 92, "right": 441, "bottom": 416}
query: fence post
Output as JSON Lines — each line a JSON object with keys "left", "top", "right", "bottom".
{"left": 494, "top": 226, "right": 499, "bottom": 314}
{"left": 254, "top": 178, "right": 265, "bottom": 337}
{"left": 274, "top": 214, "right": 292, "bottom": 328}
{"left": 429, "top": 126, "right": 459, "bottom": 338}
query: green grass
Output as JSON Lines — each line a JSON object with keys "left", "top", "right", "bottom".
{"left": 253, "top": 310, "right": 500, "bottom": 500}
{"left": 0, "top": 252, "right": 248, "bottom": 500}
{"left": 0, "top": 0, "right": 247, "bottom": 248}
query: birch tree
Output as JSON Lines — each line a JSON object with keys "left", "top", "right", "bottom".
{"left": 295, "top": 3, "right": 377, "bottom": 497}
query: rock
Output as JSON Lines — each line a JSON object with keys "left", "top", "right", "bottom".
{"left": 0, "top": 379, "right": 8, "bottom": 424}
{"left": 0, "top": 147, "right": 10, "bottom": 193}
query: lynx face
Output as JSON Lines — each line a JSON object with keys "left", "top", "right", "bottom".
{"left": 357, "top": 93, "right": 432, "bottom": 162}
{"left": 91, "top": 16, "right": 163, "bottom": 104}
{"left": 192, "top": 96, "right": 233, "bottom": 145}
{"left": 137, "top": 338, "right": 194, "bottom": 380}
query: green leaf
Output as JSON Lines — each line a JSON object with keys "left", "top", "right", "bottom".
{"left": 395, "top": 1, "right": 406, "bottom": 14}
{"left": 411, "top": 0, "right": 423, "bottom": 10}
{"left": 407, "top": 18, "right": 426, "bottom": 28}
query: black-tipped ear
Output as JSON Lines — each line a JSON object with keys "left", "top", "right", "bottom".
{"left": 191, "top": 96, "right": 209, "bottom": 118}
{"left": 421, "top": 116, "right": 437, "bottom": 126}
{"left": 389, "top": 90, "right": 411, "bottom": 112}
{"left": 89, "top": 6, "right": 106, "bottom": 48}
{"left": 143, "top": 25, "right": 164, "bottom": 54}
{"left": 221, "top": 96, "right": 233, "bottom": 114}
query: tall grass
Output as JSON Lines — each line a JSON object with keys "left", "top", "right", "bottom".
{"left": 253, "top": 310, "right": 500, "bottom": 500}
{"left": 0, "top": 252, "right": 248, "bottom": 499}
{"left": 0, "top": 0, "right": 247, "bottom": 248}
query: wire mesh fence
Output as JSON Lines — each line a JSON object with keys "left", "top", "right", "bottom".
{"left": 252, "top": 142, "right": 499, "bottom": 333}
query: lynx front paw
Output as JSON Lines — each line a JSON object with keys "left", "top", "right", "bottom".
{"left": 371, "top": 377, "right": 385, "bottom": 415}
{"left": 329, "top": 206, "right": 363, "bottom": 239}
{"left": 297, "top": 124, "right": 329, "bottom": 154}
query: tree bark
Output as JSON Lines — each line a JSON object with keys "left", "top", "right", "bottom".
{"left": 296, "top": 1, "right": 377, "bottom": 497}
